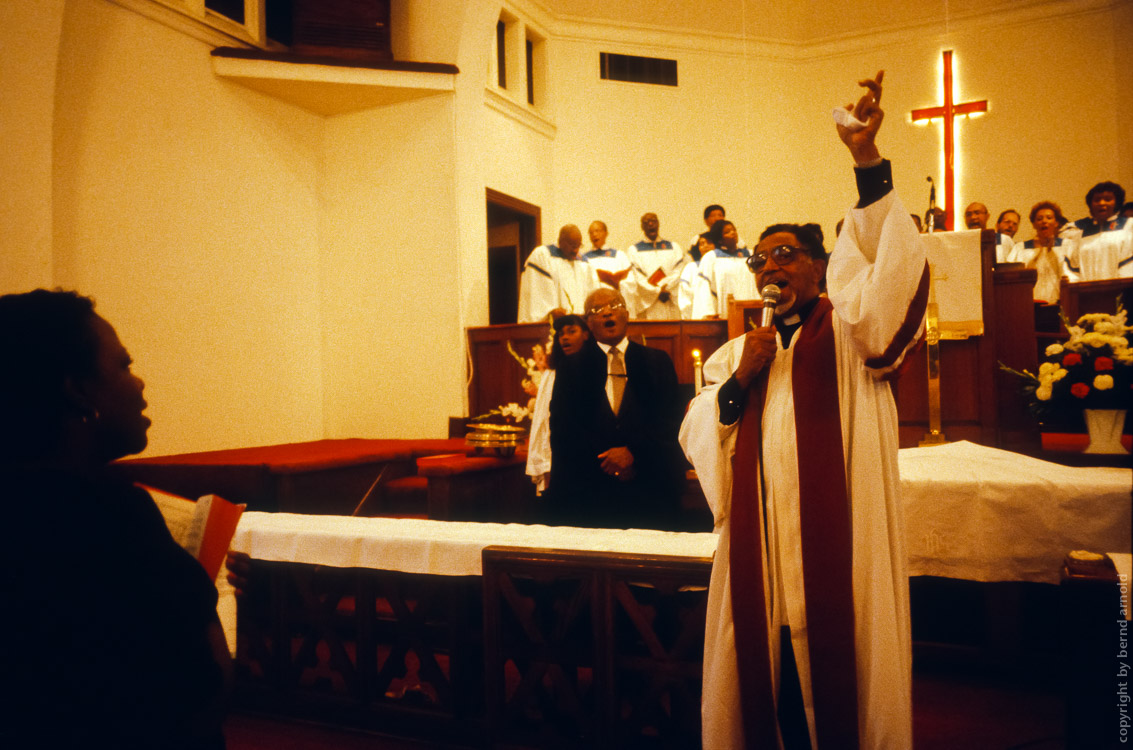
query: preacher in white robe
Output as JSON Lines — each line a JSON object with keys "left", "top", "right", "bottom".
{"left": 680, "top": 158, "right": 926, "bottom": 748}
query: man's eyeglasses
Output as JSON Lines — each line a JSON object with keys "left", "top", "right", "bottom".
{"left": 587, "top": 301, "right": 627, "bottom": 316}
{"left": 748, "top": 244, "right": 805, "bottom": 272}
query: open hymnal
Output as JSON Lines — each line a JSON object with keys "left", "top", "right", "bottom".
{"left": 141, "top": 485, "right": 245, "bottom": 580}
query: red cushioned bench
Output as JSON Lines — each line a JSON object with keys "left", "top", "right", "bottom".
{"left": 415, "top": 449, "right": 533, "bottom": 523}
{"left": 112, "top": 438, "right": 467, "bottom": 515}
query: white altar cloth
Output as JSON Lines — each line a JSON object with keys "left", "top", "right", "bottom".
{"left": 227, "top": 442, "right": 1129, "bottom": 586}
{"left": 898, "top": 441, "right": 1131, "bottom": 584}
{"left": 230, "top": 514, "right": 718, "bottom": 577}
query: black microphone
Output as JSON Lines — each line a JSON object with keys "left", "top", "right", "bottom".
{"left": 759, "top": 285, "right": 781, "bottom": 327}
{"left": 927, "top": 176, "right": 936, "bottom": 207}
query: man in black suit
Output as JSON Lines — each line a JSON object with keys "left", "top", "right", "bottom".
{"left": 545, "top": 287, "right": 685, "bottom": 529}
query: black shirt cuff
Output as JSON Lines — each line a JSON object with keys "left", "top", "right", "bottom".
{"left": 855, "top": 159, "right": 893, "bottom": 208}
{"left": 717, "top": 376, "right": 746, "bottom": 426}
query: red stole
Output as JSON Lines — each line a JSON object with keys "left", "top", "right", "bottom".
{"left": 728, "top": 296, "right": 860, "bottom": 749}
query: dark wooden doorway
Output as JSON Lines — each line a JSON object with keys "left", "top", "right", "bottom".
{"left": 487, "top": 188, "right": 541, "bottom": 325}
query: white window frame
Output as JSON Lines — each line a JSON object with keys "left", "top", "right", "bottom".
{"left": 115, "top": 0, "right": 272, "bottom": 49}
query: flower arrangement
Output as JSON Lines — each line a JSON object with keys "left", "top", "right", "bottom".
{"left": 473, "top": 338, "right": 553, "bottom": 423}
{"left": 1002, "top": 301, "right": 1132, "bottom": 413}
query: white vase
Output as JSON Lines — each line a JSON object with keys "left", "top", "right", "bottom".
{"left": 1082, "top": 409, "right": 1129, "bottom": 454}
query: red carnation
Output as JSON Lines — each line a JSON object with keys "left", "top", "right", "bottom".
{"left": 1070, "top": 382, "right": 1090, "bottom": 398}
{"left": 1062, "top": 353, "right": 1082, "bottom": 366}
{"left": 1095, "top": 357, "right": 1114, "bottom": 371}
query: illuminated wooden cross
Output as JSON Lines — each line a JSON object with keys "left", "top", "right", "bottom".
{"left": 911, "top": 50, "right": 987, "bottom": 230}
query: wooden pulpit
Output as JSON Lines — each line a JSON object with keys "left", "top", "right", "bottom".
{"left": 894, "top": 230, "right": 1039, "bottom": 450}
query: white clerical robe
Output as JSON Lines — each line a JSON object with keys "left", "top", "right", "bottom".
{"left": 680, "top": 190, "right": 924, "bottom": 749}
{"left": 624, "top": 239, "right": 687, "bottom": 319}
{"left": 691, "top": 249, "right": 755, "bottom": 319}
{"left": 525, "top": 369, "right": 555, "bottom": 493}
{"left": 518, "top": 245, "right": 599, "bottom": 323}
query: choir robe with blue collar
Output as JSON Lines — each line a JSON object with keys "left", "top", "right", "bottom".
{"left": 583, "top": 246, "right": 637, "bottom": 299}
{"left": 517, "top": 244, "right": 600, "bottom": 323}
{"left": 624, "top": 238, "right": 687, "bottom": 319}
{"left": 1064, "top": 215, "right": 1133, "bottom": 281}
{"left": 680, "top": 180, "right": 925, "bottom": 749}
{"left": 1007, "top": 237, "right": 1070, "bottom": 303}
{"left": 691, "top": 247, "right": 755, "bottom": 319}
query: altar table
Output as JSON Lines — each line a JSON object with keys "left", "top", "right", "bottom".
{"left": 229, "top": 518, "right": 717, "bottom": 744}
{"left": 230, "top": 514, "right": 718, "bottom": 574}
{"left": 898, "top": 441, "right": 1131, "bottom": 585}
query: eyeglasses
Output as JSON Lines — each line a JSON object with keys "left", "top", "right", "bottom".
{"left": 587, "top": 301, "right": 626, "bottom": 316}
{"left": 748, "top": 244, "right": 805, "bottom": 272}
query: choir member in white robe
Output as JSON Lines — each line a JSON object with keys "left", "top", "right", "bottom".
{"left": 583, "top": 220, "right": 636, "bottom": 295}
{"left": 525, "top": 315, "right": 590, "bottom": 494}
{"left": 624, "top": 212, "right": 687, "bottom": 319}
{"left": 995, "top": 231, "right": 1015, "bottom": 263}
{"left": 518, "top": 225, "right": 598, "bottom": 323}
{"left": 1010, "top": 202, "right": 1073, "bottom": 302}
{"left": 690, "top": 220, "right": 755, "bottom": 319}
{"left": 680, "top": 71, "right": 925, "bottom": 750}
{"left": 676, "top": 242, "right": 706, "bottom": 320}
{"left": 1062, "top": 182, "right": 1133, "bottom": 280}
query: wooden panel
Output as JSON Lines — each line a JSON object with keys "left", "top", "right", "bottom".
{"left": 467, "top": 321, "right": 728, "bottom": 417}
{"left": 1059, "top": 276, "right": 1133, "bottom": 324}
{"left": 235, "top": 562, "right": 483, "bottom": 743}
{"left": 481, "top": 547, "right": 711, "bottom": 749}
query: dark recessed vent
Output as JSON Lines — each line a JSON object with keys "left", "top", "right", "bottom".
{"left": 600, "top": 52, "right": 677, "bottom": 87}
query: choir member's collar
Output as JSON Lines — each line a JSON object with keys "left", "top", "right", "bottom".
{"left": 548, "top": 244, "right": 585, "bottom": 261}
{"left": 774, "top": 295, "right": 822, "bottom": 348}
{"left": 637, "top": 238, "right": 673, "bottom": 250}
{"left": 595, "top": 338, "right": 629, "bottom": 357}
{"left": 715, "top": 246, "right": 750, "bottom": 258}
{"left": 584, "top": 247, "right": 616, "bottom": 259}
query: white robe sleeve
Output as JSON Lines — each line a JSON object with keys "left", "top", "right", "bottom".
{"left": 826, "top": 191, "right": 927, "bottom": 376}
{"left": 676, "top": 260, "right": 700, "bottom": 320}
{"left": 690, "top": 252, "right": 719, "bottom": 319}
{"left": 525, "top": 369, "right": 555, "bottom": 493}
{"left": 678, "top": 338, "right": 743, "bottom": 527}
{"left": 518, "top": 246, "right": 557, "bottom": 323}
{"left": 622, "top": 244, "right": 660, "bottom": 315}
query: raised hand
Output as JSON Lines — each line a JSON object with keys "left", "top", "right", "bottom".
{"left": 837, "top": 70, "right": 885, "bottom": 164}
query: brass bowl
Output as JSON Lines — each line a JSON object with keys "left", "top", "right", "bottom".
{"left": 465, "top": 423, "right": 527, "bottom": 457}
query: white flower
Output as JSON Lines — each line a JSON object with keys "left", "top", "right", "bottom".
{"left": 1052, "top": 368, "right": 1069, "bottom": 382}
{"left": 1080, "top": 332, "right": 1108, "bottom": 348}
{"left": 1038, "top": 361, "right": 1058, "bottom": 377}
{"left": 1044, "top": 343, "right": 1064, "bottom": 357}
{"left": 498, "top": 402, "right": 531, "bottom": 420}
{"left": 1093, "top": 374, "right": 1114, "bottom": 391}
{"left": 1035, "top": 384, "right": 1053, "bottom": 401}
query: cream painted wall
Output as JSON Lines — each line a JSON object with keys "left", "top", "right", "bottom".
{"left": 549, "top": 34, "right": 801, "bottom": 251}
{"left": 320, "top": 94, "right": 465, "bottom": 438}
{"left": 50, "top": 0, "right": 326, "bottom": 456}
{"left": 3, "top": 0, "right": 1128, "bottom": 458}
{"left": 790, "top": 1, "right": 1132, "bottom": 236}
{"left": 0, "top": 0, "right": 66, "bottom": 291}
{"left": 550, "top": 1, "right": 1130, "bottom": 252}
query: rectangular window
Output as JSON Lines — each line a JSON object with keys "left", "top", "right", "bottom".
{"left": 525, "top": 39, "right": 534, "bottom": 105}
{"left": 496, "top": 21, "right": 507, "bottom": 88}
{"left": 205, "top": 0, "right": 245, "bottom": 24}
{"left": 600, "top": 52, "right": 678, "bottom": 87}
